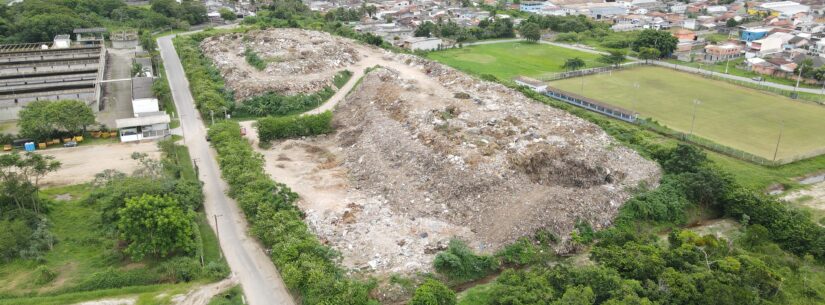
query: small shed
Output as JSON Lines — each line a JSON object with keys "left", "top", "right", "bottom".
{"left": 115, "top": 112, "right": 171, "bottom": 143}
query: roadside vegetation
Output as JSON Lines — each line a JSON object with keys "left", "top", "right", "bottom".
{"left": 208, "top": 121, "right": 376, "bottom": 304}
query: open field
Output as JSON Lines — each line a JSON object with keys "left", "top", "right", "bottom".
{"left": 426, "top": 41, "right": 605, "bottom": 80}
{"left": 549, "top": 66, "right": 825, "bottom": 161}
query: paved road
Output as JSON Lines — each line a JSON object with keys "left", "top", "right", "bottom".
{"left": 463, "top": 38, "right": 825, "bottom": 95}
{"left": 157, "top": 35, "right": 295, "bottom": 305}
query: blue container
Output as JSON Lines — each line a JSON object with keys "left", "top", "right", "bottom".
{"left": 24, "top": 142, "right": 35, "bottom": 152}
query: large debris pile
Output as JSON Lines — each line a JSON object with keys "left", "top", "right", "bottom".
{"left": 331, "top": 64, "right": 660, "bottom": 257}
{"left": 200, "top": 29, "right": 359, "bottom": 100}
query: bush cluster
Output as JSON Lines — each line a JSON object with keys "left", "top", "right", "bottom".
{"left": 333, "top": 70, "right": 353, "bottom": 89}
{"left": 433, "top": 240, "right": 499, "bottom": 282}
{"left": 244, "top": 48, "right": 267, "bottom": 70}
{"left": 208, "top": 121, "right": 376, "bottom": 304}
{"left": 235, "top": 87, "right": 334, "bottom": 118}
{"left": 256, "top": 111, "right": 333, "bottom": 143}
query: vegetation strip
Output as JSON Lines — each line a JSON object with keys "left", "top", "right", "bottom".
{"left": 207, "top": 121, "right": 375, "bottom": 304}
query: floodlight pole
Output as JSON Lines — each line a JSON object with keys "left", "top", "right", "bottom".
{"left": 794, "top": 64, "right": 804, "bottom": 97}
{"left": 772, "top": 120, "right": 784, "bottom": 162}
{"left": 689, "top": 99, "right": 701, "bottom": 137}
{"left": 725, "top": 58, "right": 730, "bottom": 74}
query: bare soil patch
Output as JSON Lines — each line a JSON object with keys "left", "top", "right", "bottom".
{"left": 36, "top": 142, "right": 161, "bottom": 187}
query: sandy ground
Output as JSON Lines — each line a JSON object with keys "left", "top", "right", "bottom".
{"left": 36, "top": 142, "right": 161, "bottom": 187}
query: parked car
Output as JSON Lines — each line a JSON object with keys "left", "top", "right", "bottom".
{"left": 240, "top": 127, "right": 247, "bottom": 136}
{"left": 752, "top": 76, "right": 763, "bottom": 81}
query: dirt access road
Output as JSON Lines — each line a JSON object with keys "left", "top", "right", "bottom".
{"left": 157, "top": 33, "right": 295, "bottom": 305}
{"left": 35, "top": 142, "right": 160, "bottom": 187}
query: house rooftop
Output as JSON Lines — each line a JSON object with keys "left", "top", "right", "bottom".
{"left": 115, "top": 113, "right": 170, "bottom": 129}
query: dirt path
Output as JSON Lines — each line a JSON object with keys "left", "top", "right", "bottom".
{"left": 73, "top": 299, "right": 135, "bottom": 305}
{"left": 783, "top": 181, "right": 825, "bottom": 214}
{"left": 36, "top": 142, "right": 161, "bottom": 187}
{"left": 172, "top": 277, "right": 238, "bottom": 305}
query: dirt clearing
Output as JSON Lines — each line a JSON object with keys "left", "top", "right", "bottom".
{"left": 36, "top": 142, "right": 161, "bottom": 186}
{"left": 235, "top": 28, "right": 660, "bottom": 278}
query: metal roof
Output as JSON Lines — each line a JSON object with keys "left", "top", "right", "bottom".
{"left": 115, "top": 113, "right": 170, "bottom": 129}
{"left": 73, "top": 28, "right": 107, "bottom": 34}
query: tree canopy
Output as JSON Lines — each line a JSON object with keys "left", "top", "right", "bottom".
{"left": 562, "top": 57, "right": 586, "bottom": 71}
{"left": 117, "top": 194, "right": 197, "bottom": 260}
{"left": 632, "top": 29, "right": 678, "bottom": 56}
{"left": 18, "top": 100, "right": 96, "bottom": 141}
{"left": 520, "top": 22, "right": 541, "bottom": 42}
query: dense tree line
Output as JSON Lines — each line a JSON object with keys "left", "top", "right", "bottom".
{"left": 0, "top": 0, "right": 207, "bottom": 43}
{"left": 174, "top": 33, "right": 234, "bottom": 118}
{"left": 414, "top": 18, "right": 514, "bottom": 42}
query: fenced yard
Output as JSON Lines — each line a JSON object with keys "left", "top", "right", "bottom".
{"left": 549, "top": 66, "right": 825, "bottom": 164}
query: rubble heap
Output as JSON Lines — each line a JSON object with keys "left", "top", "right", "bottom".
{"left": 332, "top": 64, "right": 660, "bottom": 257}
{"left": 200, "top": 28, "right": 360, "bottom": 100}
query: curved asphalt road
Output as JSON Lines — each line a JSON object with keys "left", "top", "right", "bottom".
{"left": 157, "top": 35, "right": 295, "bottom": 305}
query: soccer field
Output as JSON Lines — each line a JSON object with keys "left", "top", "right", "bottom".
{"left": 549, "top": 66, "right": 825, "bottom": 161}
{"left": 427, "top": 41, "right": 605, "bottom": 80}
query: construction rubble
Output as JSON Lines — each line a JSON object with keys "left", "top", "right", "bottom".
{"left": 200, "top": 29, "right": 360, "bottom": 100}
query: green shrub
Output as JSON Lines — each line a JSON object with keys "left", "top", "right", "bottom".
{"left": 72, "top": 268, "right": 160, "bottom": 292}
{"left": 244, "top": 48, "right": 266, "bottom": 70}
{"left": 496, "top": 237, "right": 540, "bottom": 266}
{"left": 159, "top": 257, "right": 202, "bottom": 283}
{"left": 235, "top": 87, "right": 334, "bottom": 117}
{"left": 204, "top": 260, "right": 230, "bottom": 280}
{"left": 433, "top": 239, "right": 498, "bottom": 282}
{"left": 333, "top": 70, "right": 353, "bottom": 89}
{"left": 256, "top": 111, "right": 333, "bottom": 143}
{"left": 409, "top": 279, "right": 456, "bottom": 305}
{"left": 32, "top": 265, "right": 56, "bottom": 285}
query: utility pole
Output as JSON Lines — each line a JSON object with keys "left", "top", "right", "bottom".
{"left": 725, "top": 58, "right": 730, "bottom": 74}
{"left": 772, "top": 120, "right": 784, "bottom": 162}
{"left": 689, "top": 99, "right": 701, "bottom": 137}
{"left": 580, "top": 75, "right": 584, "bottom": 94}
{"left": 214, "top": 214, "right": 224, "bottom": 259}
{"left": 794, "top": 63, "right": 804, "bottom": 98}
{"left": 210, "top": 110, "right": 215, "bottom": 125}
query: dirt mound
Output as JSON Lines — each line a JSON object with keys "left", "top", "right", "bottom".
{"left": 200, "top": 28, "right": 360, "bottom": 100}
{"left": 332, "top": 67, "right": 660, "bottom": 256}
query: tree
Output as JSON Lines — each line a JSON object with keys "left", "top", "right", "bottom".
{"left": 219, "top": 8, "right": 236, "bottom": 21}
{"left": 18, "top": 100, "right": 95, "bottom": 141}
{"left": 117, "top": 194, "right": 197, "bottom": 260}
{"left": 554, "top": 286, "right": 595, "bottom": 305}
{"left": 0, "top": 152, "right": 60, "bottom": 215}
{"left": 562, "top": 57, "right": 586, "bottom": 71}
{"left": 520, "top": 22, "right": 541, "bottom": 42}
{"left": 409, "top": 279, "right": 456, "bottom": 305}
{"left": 725, "top": 18, "right": 738, "bottom": 28}
{"left": 637, "top": 47, "right": 661, "bottom": 62}
{"left": 632, "top": 29, "right": 678, "bottom": 57}
{"left": 598, "top": 50, "right": 626, "bottom": 67}
{"left": 415, "top": 21, "right": 435, "bottom": 37}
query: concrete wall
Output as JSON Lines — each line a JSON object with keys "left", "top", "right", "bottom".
{"left": 112, "top": 40, "right": 139, "bottom": 49}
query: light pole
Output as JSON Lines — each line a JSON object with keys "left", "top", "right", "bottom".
{"left": 772, "top": 120, "right": 784, "bottom": 162}
{"left": 794, "top": 63, "right": 805, "bottom": 98}
{"left": 725, "top": 58, "right": 730, "bottom": 74}
{"left": 210, "top": 110, "right": 215, "bottom": 125}
{"left": 689, "top": 99, "right": 701, "bottom": 137}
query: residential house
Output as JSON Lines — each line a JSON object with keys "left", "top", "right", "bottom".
{"left": 740, "top": 27, "right": 770, "bottom": 42}
{"left": 758, "top": 1, "right": 810, "bottom": 18}
{"left": 402, "top": 36, "right": 442, "bottom": 51}
{"left": 704, "top": 42, "right": 743, "bottom": 62}
{"left": 520, "top": 1, "right": 545, "bottom": 13}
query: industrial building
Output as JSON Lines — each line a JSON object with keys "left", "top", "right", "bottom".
{"left": 0, "top": 33, "right": 106, "bottom": 122}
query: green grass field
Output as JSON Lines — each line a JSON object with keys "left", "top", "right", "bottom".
{"left": 427, "top": 42, "right": 605, "bottom": 80}
{"left": 549, "top": 66, "right": 825, "bottom": 161}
